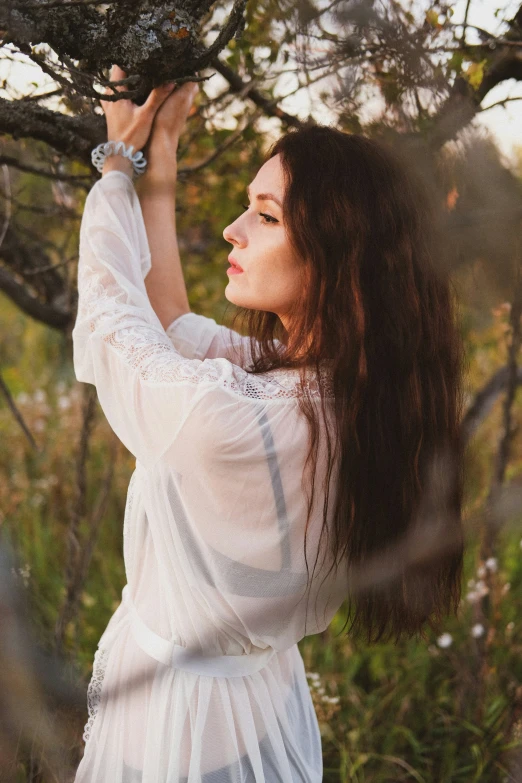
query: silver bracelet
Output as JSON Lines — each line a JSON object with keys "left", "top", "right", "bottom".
{"left": 91, "top": 141, "right": 148, "bottom": 177}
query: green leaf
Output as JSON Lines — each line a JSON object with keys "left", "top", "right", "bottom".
{"left": 464, "top": 58, "right": 487, "bottom": 90}
{"left": 448, "top": 51, "right": 464, "bottom": 74}
{"left": 426, "top": 9, "right": 439, "bottom": 27}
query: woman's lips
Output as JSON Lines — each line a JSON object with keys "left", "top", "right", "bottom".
{"left": 227, "top": 256, "right": 244, "bottom": 274}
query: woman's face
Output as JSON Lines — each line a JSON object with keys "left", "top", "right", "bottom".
{"left": 222, "top": 154, "right": 304, "bottom": 330}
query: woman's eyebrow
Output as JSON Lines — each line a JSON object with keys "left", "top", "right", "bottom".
{"left": 246, "top": 184, "right": 282, "bottom": 209}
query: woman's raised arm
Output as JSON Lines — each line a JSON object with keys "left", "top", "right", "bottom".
{"left": 134, "top": 76, "right": 199, "bottom": 329}
{"left": 100, "top": 63, "right": 198, "bottom": 330}
{"left": 135, "top": 170, "right": 191, "bottom": 330}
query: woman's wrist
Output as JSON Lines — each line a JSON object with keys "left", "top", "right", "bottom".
{"left": 102, "top": 153, "right": 134, "bottom": 179}
{"left": 148, "top": 134, "right": 178, "bottom": 174}
{"left": 137, "top": 149, "right": 178, "bottom": 194}
{"left": 135, "top": 171, "right": 177, "bottom": 200}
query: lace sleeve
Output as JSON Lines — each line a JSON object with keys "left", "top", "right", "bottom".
{"left": 166, "top": 311, "right": 285, "bottom": 367}
{"left": 72, "top": 172, "right": 301, "bottom": 470}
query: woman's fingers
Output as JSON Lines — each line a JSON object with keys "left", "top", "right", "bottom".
{"left": 156, "top": 82, "right": 198, "bottom": 119}
{"left": 103, "top": 64, "right": 128, "bottom": 97}
{"left": 99, "top": 67, "right": 198, "bottom": 150}
{"left": 111, "top": 64, "right": 128, "bottom": 92}
{"left": 142, "top": 82, "right": 176, "bottom": 115}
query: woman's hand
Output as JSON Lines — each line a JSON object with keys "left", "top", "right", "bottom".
{"left": 139, "top": 79, "right": 199, "bottom": 193}
{"left": 100, "top": 64, "right": 176, "bottom": 178}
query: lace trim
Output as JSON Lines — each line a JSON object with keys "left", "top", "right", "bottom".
{"left": 78, "top": 263, "right": 335, "bottom": 400}
{"left": 82, "top": 645, "right": 110, "bottom": 744}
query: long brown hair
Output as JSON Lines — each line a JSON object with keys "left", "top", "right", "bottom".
{"left": 226, "top": 125, "right": 466, "bottom": 646}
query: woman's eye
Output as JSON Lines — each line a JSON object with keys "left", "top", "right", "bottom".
{"left": 240, "top": 204, "right": 278, "bottom": 224}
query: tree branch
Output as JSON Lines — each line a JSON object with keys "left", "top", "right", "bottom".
{"left": 0, "top": 96, "right": 104, "bottom": 164}
{"left": 0, "top": 369, "right": 41, "bottom": 451}
{"left": 426, "top": 46, "right": 522, "bottom": 150}
{"left": 0, "top": 264, "right": 72, "bottom": 328}
{"left": 0, "top": 155, "right": 92, "bottom": 187}
{"left": 210, "top": 57, "right": 306, "bottom": 128}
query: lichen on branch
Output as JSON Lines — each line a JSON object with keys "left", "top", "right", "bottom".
{"left": 1, "top": 0, "right": 247, "bottom": 101}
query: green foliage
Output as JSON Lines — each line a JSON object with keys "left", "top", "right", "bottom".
{"left": 448, "top": 50, "right": 464, "bottom": 77}
{"left": 464, "top": 59, "right": 488, "bottom": 91}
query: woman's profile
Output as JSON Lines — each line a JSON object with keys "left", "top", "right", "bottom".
{"left": 72, "top": 64, "right": 465, "bottom": 782}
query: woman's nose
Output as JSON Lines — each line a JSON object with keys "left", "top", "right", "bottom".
{"left": 223, "top": 224, "right": 242, "bottom": 245}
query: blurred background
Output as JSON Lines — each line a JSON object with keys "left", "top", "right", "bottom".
{"left": 1, "top": 0, "right": 522, "bottom": 780}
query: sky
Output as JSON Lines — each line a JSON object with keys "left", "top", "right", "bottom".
{"left": 1, "top": 0, "right": 521, "bottom": 167}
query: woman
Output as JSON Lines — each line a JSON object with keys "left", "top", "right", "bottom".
{"left": 73, "top": 65, "right": 465, "bottom": 782}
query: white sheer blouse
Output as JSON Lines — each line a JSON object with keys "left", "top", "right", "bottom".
{"left": 71, "top": 171, "right": 348, "bottom": 783}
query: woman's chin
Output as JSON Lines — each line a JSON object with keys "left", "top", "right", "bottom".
{"left": 224, "top": 287, "right": 245, "bottom": 307}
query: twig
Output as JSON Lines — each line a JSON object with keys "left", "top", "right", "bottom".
{"left": 20, "top": 88, "right": 64, "bottom": 102}
{"left": 0, "top": 164, "right": 11, "bottom": 251}
{"left": 28, "top": 49, "right": 140, "bottom": 102}
{"left": 0, "top": 155, "right": 92, "bottom": 187}
{"left": 22, "top": 255, "right": 78, "bottom": 275}
{"left": 478, "top": 96, "right": 522, "bottom": 113}
{"left": 0, "top": 370, "right": 41, "bottom": 451}
{"left": 178, "top": 105, "right": 270, "bottom": 177}
{"left": 461, "top": 0, "right": 472, "bottom": 45}
{"left": 54, "top": 383, "right": 98, "bottom": 654}
{"left": 27, "top": 50, "right": 77, "bottom": 95}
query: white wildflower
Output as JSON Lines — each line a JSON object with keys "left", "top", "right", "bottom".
{"left": 476, "top": 564, "right": 486, "bottom": 579}
{"left": 58, "top": 395, "right": 71, "bottom": 411}
{"left": 506, "top": 622, "right": 514, "bottom": 634}
{"left": 16, "top": 392, "right": 30, "bottom": 405}
{"left": 471, "top": 623, "right": 485, "bottom": 638}
{"left": 81, "top": 592, "right": 96, "bottom": 608}
{"left": 466, "top": 581, "right": 488, "bottom": 602}
{"left": 485, "top": 557, "right": 498, "bottom": 573}
{"left": 11, "top": 564, "right": 32, "bottom": 589}
{"left": 19, "top": 563, "right": 31, "bottom": 584}
{"left": 33, "top": 389, "right": 46, "bottom": 403}
{"left": 55, "top": 381, "right": 67, "bottom": 394}
{"left": 437, "top": 633, "right": 453, "bottom": 648}
{"left": 501, "top": 582, "right": 510, "bottom": 595}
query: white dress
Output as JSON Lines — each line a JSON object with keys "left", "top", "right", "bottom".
{"left": 72, "top": 171, "right": 349, "bottom": 783}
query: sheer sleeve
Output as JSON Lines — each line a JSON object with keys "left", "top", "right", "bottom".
{"left": 166, "top": 311, "right": 285, "bottom": 366}
{"left": 72, "top": 171, "right": 297, "bottom": 471}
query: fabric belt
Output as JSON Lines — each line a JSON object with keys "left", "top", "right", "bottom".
{"left": 121, "top": 584, "right": 277, "bottom": 678}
